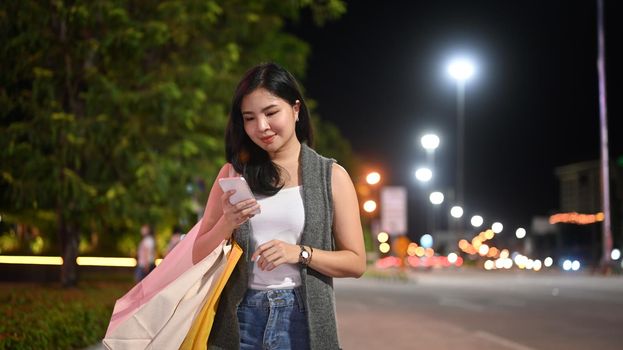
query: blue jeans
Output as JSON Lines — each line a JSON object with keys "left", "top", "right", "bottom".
{"left": 237, "top": 288, "right": 310, "bottom": 350}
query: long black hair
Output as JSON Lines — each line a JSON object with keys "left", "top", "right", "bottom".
{"left": 225, "top": 63, "right": 313, "bottom": 196}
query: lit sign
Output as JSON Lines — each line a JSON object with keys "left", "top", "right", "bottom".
{"left": 549, "top": 212, "right": 604, "bottom": 225}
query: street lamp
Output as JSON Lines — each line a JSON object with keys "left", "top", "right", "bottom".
{"left": 420, "top": 133, "right": 440, "bottom": 173}
{"left": 366, "top": 171, "right": 381, "bottom": 185}
{"left": 428, "top": 191, "right": 444, "bottom": 235}
{"left": 491, "top": 222, "right": 503, "bottom": 234}
{"left": 447, "top": 56, "right": 476, "bottom": 234}
{"left": 515, "top": 227, "right": 526, "bottom": 239}
{"left": 421, "top": 133, "right": 440, "bottom": 152}
{"left": 470, "top": 215, "right": 483, "bottom": 228}
{"left": 363, "top": 200, "right": 377, "bottom": 213}
{"left": 450, "top": 205, "right": 464, "bottom": 218}
{"left": 415, "top": 167, "right": 433, "bottom": 182}
{"left": 429, "top": 191, "right": 444, "bottom": 205}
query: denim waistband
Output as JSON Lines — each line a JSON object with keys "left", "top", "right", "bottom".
{"left": 239, "top": 287, "right": 306, "bottom": 312}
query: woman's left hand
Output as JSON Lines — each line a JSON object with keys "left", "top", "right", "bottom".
{"left": 252, "top": 240, "right": 300, "bottom": 271}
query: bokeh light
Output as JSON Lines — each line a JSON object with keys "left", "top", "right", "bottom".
{"left": 421, "top": 134, "right": 440, "bottom": 150}
{"left": 377, "top": 232, "right": 389, "bottom": 243}
{"left": 515, "top": 227, "right": 526, "bottom": 239}
{"left": 471, "top": 215, "right": 484, "bottom": 227}
{"left": 450, "top": 206, "right": 464, "bottom": 218}
{"left": 379, "top": 242, "right": 390, "bottom": 254}
{"left": 492, "top": 222, "right": 503, "bottom": 233}
{"left": 415, "top": 167, "right": 433, "bottom": 182}
{"left": 366, "top": 172, "right": 381, "bottom": 185}
{"left": 363, "top": 200, "right": 377, "bottom": 213}
{"left": 420, "top": 234, "right": 434, "bottom": 248}
{"left": 429, "top": 192, "right": 444, "bottom": 205}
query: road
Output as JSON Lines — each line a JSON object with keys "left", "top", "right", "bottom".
{"left": 87, "top": 269, "right": 623, "bottom": 350}
{"left": 335, "top": 269, "right": 623, "bottom": 350}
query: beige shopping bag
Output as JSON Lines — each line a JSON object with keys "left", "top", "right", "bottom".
{"left": 103, "top": 240, "right": 233, "bottom": 350}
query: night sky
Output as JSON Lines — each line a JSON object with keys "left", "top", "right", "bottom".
{"left": 289, "top": 0, "right": 622, "bottom": 239}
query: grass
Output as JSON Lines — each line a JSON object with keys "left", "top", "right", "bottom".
{"left": 0, "top": 272, "right": 134, "bottom": 350}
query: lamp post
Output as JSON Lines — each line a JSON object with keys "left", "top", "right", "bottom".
{"left": 419, "top": 134, "right": 440, "bottom": 235}
{"left": 429, "top": 191, "right": 444, "bottom": 235}
{"left": 421, "top": 133, "right": 440, "bottom": 166}
{"left": 447, "top": 57, "right": 475, "bottom": 236}
{"left": 363, "top": 171, "right": 382, "bottom": 259}
{"left": 596, "top": 0, "right": 612, "bottom": 270}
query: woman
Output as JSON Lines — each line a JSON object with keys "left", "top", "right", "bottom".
{"left": 193, "top": 62, "right": 366, "bottom": 350}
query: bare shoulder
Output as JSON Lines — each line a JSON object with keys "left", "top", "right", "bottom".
{"left": 331, "top": 163, "right": 355, "bottom": 188}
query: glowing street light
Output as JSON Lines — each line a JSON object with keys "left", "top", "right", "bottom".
{"left": 415, "top": 167, "right": 433, "bottom": 182}
{"left": 377, "top": 232, "right": 389, "bottom": 243}
{"left": 379, "top": 242, "right": 390, "bottom": 254}
{"left": 611, "top": 248, "right": 621, "bottom": 260}
{"left": 446, "top": 55, "right": 477, "bottom": 235}
{"left": 470, "top": 215, "right": 484, "bottom": 228}
{"left": 450, "top": 206, "right": 464, "bottom": 218}
{"left": 429, "top": 191, "right": 444, "bottom": 205}
{"left": 515, "top": 227, "right": 527, "bottom": 239}
{"left": 421, "top": 134, "right": 440, "bottom": 151}
{"left": 366, "top": 172, "right": 381, "bottom": 185}
{"left": 363, "top": 200, "right": 377, "bottom": 213}
{"left": 447, "top": 58, "right": 476, "bottom": 82}
{"left": 492, "top": 222, "right": 503, "bottom": 234}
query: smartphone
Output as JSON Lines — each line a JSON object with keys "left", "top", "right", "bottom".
{"left": 218, "top": 177, "right": 260, "bottom": 214}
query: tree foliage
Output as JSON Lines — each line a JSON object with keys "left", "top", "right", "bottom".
{"left": 1, "top": 0, "right": 350, "bottom": 285}
{"left": 0, "top": 0, "right": 352, "bottom": 284}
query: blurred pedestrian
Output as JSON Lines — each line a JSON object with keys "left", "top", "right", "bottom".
{"left": 135, "top": 224, "right": 156, "bottom": 282}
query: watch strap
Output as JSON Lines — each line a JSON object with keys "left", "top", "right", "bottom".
{"left": 299, "top": 245, "right": 311, "bottom": 265}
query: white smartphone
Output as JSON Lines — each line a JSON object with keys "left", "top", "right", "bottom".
{"left": 218, "top": 177, "right": 260, "bottom": 214}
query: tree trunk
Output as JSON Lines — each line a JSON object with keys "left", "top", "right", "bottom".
{"left": 58, "top": 211, "right": 79, "bottom": 287}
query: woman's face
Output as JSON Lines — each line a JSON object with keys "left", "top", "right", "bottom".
{"left": 241, "top": 88, "right": 300, "bottom": 154}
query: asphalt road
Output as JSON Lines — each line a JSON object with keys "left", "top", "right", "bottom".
{"left": 87, "top": 269, "right": 623, "bottom": 350}
{"left": 335, "top": 269, "right": 623, "bottom": 350}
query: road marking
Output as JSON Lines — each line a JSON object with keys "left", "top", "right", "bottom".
{"left": 475, "top": 331, "right": 536, "bottom": 350}
{"left": 438, "top": 297, "right": 484, "bottom": 312}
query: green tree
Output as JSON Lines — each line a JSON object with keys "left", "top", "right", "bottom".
{"left": 1, "top": 0, "right": 346, "bottom": 286}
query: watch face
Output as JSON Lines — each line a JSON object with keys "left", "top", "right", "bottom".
{"left": 302, "top": 251, "right": 310, "bottom": 259}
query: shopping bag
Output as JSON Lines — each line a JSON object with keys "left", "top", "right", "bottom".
{"left": 179, "top": 240, "right": 243, "bottom": 349}
{"left": 105, "top": 219, "right": 206, "bottom": 336}
{"left": 103, "top": 237, "right": 236, "bottom": 350}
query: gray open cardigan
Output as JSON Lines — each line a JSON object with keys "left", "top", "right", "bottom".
{"left": 208, "top": 144, "right": 341, "bottom": 350}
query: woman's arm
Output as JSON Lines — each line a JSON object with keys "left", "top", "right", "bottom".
{"left": 306, "top": 163, "right": 366, "bottom": 277}
{"left": 253, "top": 163, "right": 366, "bottom": 278}
{"left": 192, "top": 164, "right": 260, "bottom": 263}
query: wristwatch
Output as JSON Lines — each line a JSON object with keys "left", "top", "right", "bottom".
{"left": 299, "top": 245, "right": 312, "bottom": 266}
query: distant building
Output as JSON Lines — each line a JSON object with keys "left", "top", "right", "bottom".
{"left": 548, "top": 160, "right": 623, "bottom": 266}
{"left": 555, "top": 160, "right": 602, "bottom": 213}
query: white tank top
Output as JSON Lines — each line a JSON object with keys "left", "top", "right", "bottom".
{"left": 248, "top": 185, "right": 305, "bottom": 290}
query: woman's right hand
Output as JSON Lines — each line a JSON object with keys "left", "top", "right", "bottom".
{"left": 221, "top": 191, "right": 260, "bottom": 231}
